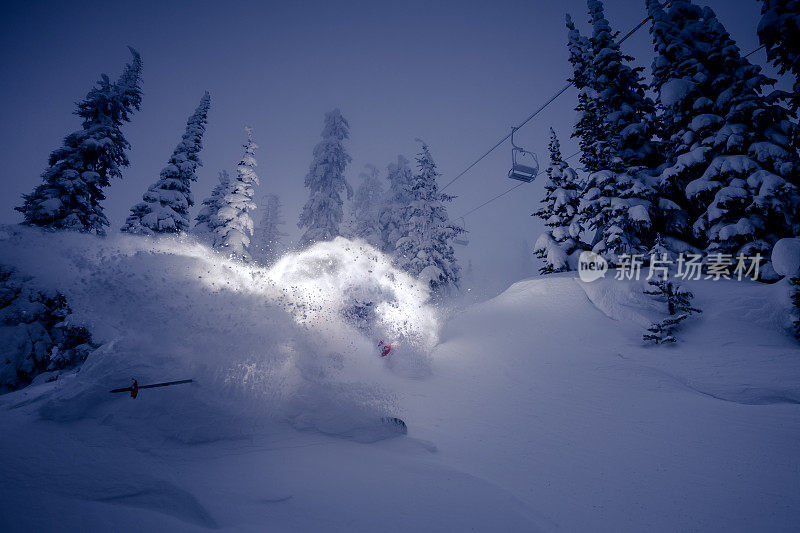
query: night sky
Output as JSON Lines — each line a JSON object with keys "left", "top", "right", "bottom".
{"left": 0, "top": 0, "right": 783, "bottom": 293}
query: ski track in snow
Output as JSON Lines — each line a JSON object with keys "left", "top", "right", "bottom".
{"left": 1, "top": 229, "right": 799, "bottom": 531}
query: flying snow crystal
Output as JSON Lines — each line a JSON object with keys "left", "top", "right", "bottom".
{"left": 267, "top": 237, "right": 439, "bottom": 366}
{"left": 182, "top": 234, "right": 439, "bottom": 374}
{"left": 251, "top": 193, "right": 287, "bottom": 266}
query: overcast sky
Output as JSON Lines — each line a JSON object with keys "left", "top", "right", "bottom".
{"left": 0, "top": 0, "right": 784, "bottom": 295}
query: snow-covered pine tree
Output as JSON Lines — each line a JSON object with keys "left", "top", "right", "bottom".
{"left": 298, "top": 109, "right": 353, "bottom": 247}
{"left": 121, "top": 92, "right": 211, "bottom": 235}
{"left": 566, "top": 13, "right": 605, "bottom": 173}
{"left": 394, "top": 141, "right": 463, "bottom": 297}
{"left": 213, "top": 127, "right": 260, "bottom": 261}
{"left": 534, "top": 128, "right": 583, "bottom": 273}
{"left": 643, "top": 278, "right": 701, "bottom": 344}
{"left": 643, "top": 233, "right": 701, "bottom": 344}
{"left": 567, "top": 1, "right": 664, "bottom": 265}
{"left": 577, "top": 168, "right": 657, "bottom": 263}
{"left": 350, "top": 165, "right": 386, "bottom": 248}
{"left": 648, "top": 0, "right": 800, "bottom": 275}
{"left": 195, "top": 170, "right": 231, "bottom": 236}
{"left": 758, "top": 0, "right": 800, "bottom": 113}
{"left": 17, "top": 48, "right": 143, "bottom": 235}
{"left": 648, "top": 232, "right": 674, "bottom": 260}
{"left": 251, "top": 193, "right": 287, "bottom": 265}
{"left": 378, "top": 155, "right": 414, "bottom": 254}
{"left": 587, "top": 0, "right": 659, "bottom": 171}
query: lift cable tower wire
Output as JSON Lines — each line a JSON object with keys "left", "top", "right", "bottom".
{"left": 441, "top": 7, "right": 664, "bottom": 193}
{"left": 452, "top": 42, "right": 768, "bottom": 219}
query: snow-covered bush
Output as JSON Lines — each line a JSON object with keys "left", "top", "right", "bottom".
{"left": 643, "top": 278, "right": 701, "bottom": 344}
{"left": 0, "top": 265, "right": 96, "bottom": 392}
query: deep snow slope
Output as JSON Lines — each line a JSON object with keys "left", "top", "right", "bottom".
{"left": 0, "top": 228, "right": 798, "bottom": 532}
{"left": 403, "top": 275, "right": 800, "bottom": 531}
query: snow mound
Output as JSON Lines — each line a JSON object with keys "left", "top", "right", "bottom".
{"left": 772, "top": 237, "right": 800, "bottom": 277}
{"left": 0, "top": 227, "right": 439, "bottom": 440}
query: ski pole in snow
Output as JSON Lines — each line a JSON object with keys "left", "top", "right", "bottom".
{"left": 110, "top": 378, "right": 193, "bottom": 399}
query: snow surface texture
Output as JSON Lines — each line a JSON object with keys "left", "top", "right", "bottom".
{"left": 1, "top": 227, "right": 799, "bottom": 531}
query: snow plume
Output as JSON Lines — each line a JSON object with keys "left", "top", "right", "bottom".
{"left": 267, "top": 237, "right": 438, "bottom": 374}
{"left": 0, "top": 227, "right": 438, "bottom": 441}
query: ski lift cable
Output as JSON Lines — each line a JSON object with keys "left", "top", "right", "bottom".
{"left": 440, "top": 82, "right": 572, "bottom": 192}
{"left": 744, "top": 44, "right": 765, "bottom": 58}
{"left": 458, "top": 151, "right": 580, "bottom": 220}
{"left": 453, "top": 42, "right": 767, "bottom": 220}
{"left": 441, "top": 9, "right": 662, "bottom": 193}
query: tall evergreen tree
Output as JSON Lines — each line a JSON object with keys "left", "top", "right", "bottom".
{"left": 566, "top": 13, "right": 606, "bottom": 173}
{"left": 758, "top": 0, "right": 800, "bottom": 113}
{"left": 570, "top": 1, "right": 661, "bottom": 263}
{"left": 213, "top": 128, "right": 260, "bottom": 261}
{"left": 395, "top": 141, "right": 463, "bottom": 297}
{"left": 648, "top": 0, "right": 800, "bottom": 271}
{"left": 350, "top": 165, "right": 386, "bottom": 248}
{"left": 298, "top": 109, "right": 353, "bottom": 247}
{"left": 587, "top": 0, "right": 659, "bottom": 170}
{"left": 378, "top": 155, "right": 414, "bottom": 254}
{"left": 17, "top": 48, "right": 143, "bottom": 235}
{"left": 121, "top": 92, "right": 211, "bottom": 235}
{"left": 534, "top": 128, "right": 583, "bottom": 273}
{"left": 252, "top": 193, "right": 287, "bottom": 265}
{"left": 195, "top": 170, "right": 230, "bottom": 236}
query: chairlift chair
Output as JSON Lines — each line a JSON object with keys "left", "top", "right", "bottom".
{"left": 508, "top": 127, "right": 539, "bottom": 183}
{"left": 453, "top": 217, "right": 469, "bottom": 246}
